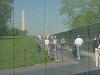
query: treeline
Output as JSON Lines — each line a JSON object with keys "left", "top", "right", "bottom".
{"left": 56, "top": 23, "right": 100, "bottom": 52}
{"left": 8, "top": 27, "right": 27, "bottom": 36}
{"left": 0, "top": 27, "right": 27, "bottom": 37}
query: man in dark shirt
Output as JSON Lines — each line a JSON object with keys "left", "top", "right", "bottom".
{"left": 92, "top": 36, "right": 98, "bottom": 53}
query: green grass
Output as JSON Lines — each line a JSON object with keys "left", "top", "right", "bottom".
{"left": 0, "top": 36, "right": 49, "bottom": 69}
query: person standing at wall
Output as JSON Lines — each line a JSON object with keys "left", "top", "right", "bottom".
{"left": 61, "top": 38, "right": 66, "bottom": 51}
{"left": 60, "top": 37, "right": 65, "bottom": 62}
{"left": 45, "top": 36, "right": 49, "bottom": 51}
{"left": 52, "top": 35, "right": 58, "bottom": 59}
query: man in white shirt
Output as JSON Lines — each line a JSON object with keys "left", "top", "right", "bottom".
{"left": 74, "top": 35, "right": 83, "bottom": 59}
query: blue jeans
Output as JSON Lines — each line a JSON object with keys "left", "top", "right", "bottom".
{"left": 76, "top": 45, "right": 81, "bottom": 58}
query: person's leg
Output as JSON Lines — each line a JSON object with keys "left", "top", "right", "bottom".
{"left": 62, "top": 44, "right": 64, "bottom": 50}
{"left": 61, "top": 44, "right": 63, "bottom": 51}
{"left": 79, "top": 45, "right": 81, "bottom": 57}
{"left": 45, "top": 44, "right": 48, "bottom": 51}
{"left": 95, "top": 49, "right": 99, "bottom": 66}
{"left": 95, "top": 53, "right": 99, "bottom": 66}
{"left": 98, "top": 51, "right": 100, "bottom": 67}
{"left": 61, "top": 44, "right": 63, "bottom": 62}
{"left": 54, "top": 44, "right": 57, "bottom": 57}
{"left": 76, "top": 45, "right": 80, "bottom": 59}
{"left": 99, "top": 55, "right": 100, "bottom": 67}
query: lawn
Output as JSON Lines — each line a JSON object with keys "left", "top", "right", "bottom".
{"left": 0, "top": 36, "right": 49, "bottom": 69}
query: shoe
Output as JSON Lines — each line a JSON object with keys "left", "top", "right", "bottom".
{"left": 78, "top": 58, "right": 80, "bottom": 59}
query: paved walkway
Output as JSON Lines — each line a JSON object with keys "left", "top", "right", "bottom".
{"left": 0, "top": 48, "right": 100, "bottom": 75}
{"left": 0, "top": 39, "right": 100, "bottom": 75}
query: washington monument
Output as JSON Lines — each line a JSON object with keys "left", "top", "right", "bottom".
{"left": 22, "top": 9, "right": 26, "bottom": 32}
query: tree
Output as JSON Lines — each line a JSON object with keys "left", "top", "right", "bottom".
{"left": 89, "top": 0, "right": 100, "bottom": 23}
{"left": 72, "top": 9, "right": 97, "bottom": 29}
{"left": 0, "top": 0, "right": 13, "bottom": 36}
{"left": 60, "top": 0, "right": 95, "bottom": 29}
{"left": 9, "top": 27, "right": 22, "bottom": 36}
{"left": 22, "top": 30, "right": 27, "bottom": 36}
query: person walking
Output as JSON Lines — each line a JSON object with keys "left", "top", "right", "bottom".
{"left": 74, "top": 35, "right": 83, "bottom": 59}
{"left": 60, "top": 38, "right": 65, "bottom": 62}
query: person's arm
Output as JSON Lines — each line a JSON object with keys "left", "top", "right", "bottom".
{"left": 74, "top": 39, "right": 76, "bottom": 45}
{"left": 80, "top": 38, "right": 83, "bottom": 44}
{"left": 82, "top": 39, "right": 83, "bottom": 44}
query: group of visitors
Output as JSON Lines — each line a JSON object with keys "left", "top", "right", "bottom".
{"left": 73, "top": 34, "right": 100, "bottom": 67}
{"left": 44, "top": 35, "right": 65, "bottom": 63}
{"left": 37, "top": 34, "right": 100, "bottom": 66}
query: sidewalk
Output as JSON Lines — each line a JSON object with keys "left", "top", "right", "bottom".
{"left": 0, "top": 43, "right": 100, "bottom": 75}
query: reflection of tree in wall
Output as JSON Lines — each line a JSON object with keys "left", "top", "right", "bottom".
{"left": 8, "top": 27, "right": 27, "bottom": 36}
{"left": 9, "top": 27, "right": 22, "bottom": 36}
{"left": 60, "top": 0, "right": 100, "bottom": 29}
{"left": 0, "top": 0, "right": 13, "bottom": 36}
{"left": 22, "top": 30, "right": 27, "bottom": 36}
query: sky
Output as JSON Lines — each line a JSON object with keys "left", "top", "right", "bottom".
{"left": 14, "top": 0, "right": 67, "bottom": 36}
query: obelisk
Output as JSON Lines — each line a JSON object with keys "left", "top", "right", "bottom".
{"left": 22, "top": 9, "right": 25, "bottom": 32}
